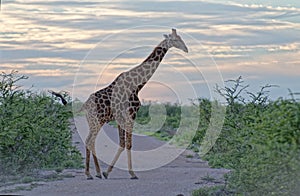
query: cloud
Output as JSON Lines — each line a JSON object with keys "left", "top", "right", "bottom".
{"left": 267, "top": 42, "right": 300, "bottom": 52}
{"left": 1, "top": 0, "right": 300, "bottom": 101}
{"left": 228, "top": 2, "right": 300, "bottom": 12}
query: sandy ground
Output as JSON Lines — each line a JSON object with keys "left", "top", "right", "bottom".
{"left": 6, "top": 117, "right": 229, "bottom": 196}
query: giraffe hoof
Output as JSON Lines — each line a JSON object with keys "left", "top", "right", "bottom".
{"left": 87, "top": 176, "right": 93, "bottom": 180}
{"left": 102, "top": 172, "right": 108, "bottom": 179}
{"left": 130, "top": 176, "right": 138, "bottom": 180}
{"left": 96, "top": 174, "right": 102, "bottom": 179}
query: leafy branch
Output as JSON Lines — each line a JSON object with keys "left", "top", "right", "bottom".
{"left": 215, "top": 76, "right": 249, "bottom": 105}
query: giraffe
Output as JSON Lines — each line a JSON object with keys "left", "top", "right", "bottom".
{"left": 81, "top": 28, "right": 188, "bottom": 180}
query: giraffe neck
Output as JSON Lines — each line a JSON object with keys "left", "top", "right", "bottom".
{"left": 129, "top": 39, "right": 170, "bottom": 93}
{"left": 142, "top": 39, "right": 170, "bottom": 64}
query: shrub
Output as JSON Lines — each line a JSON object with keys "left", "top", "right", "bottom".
{"left": 198, "top": 77, "right": 300, "bottom": 195}
{"left": 0, "top": 71, "right": 82, "bottom": 176}
{"left": 140, "top": 76, "right": 300, "bottom": 195}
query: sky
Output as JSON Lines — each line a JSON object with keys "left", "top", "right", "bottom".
{"left": 1, "top": 0, "right": 300, "bottom": 104}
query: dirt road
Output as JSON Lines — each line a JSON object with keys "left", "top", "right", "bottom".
{"left": 13, "top": 117, "right": 228, "bottom": 196}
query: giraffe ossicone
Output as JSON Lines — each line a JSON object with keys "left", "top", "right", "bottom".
{"left": 81, "top": 28, "right": 188, "bottom": 180}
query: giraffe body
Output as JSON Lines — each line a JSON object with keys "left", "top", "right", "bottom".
{"left": 82, "top": 29, "right": 188, "bottom": 180}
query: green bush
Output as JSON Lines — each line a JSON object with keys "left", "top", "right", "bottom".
{"left": 0, "top": 71, "right": 82, "bottom": 176}
{"left": 197, "top": 77, "right": 300, "bottom": 195}
{"left": 135, "top": 102, "right": 182, "bottom": 139}
{"left": 136, "top": 77, "right": 300, "bottom": 195}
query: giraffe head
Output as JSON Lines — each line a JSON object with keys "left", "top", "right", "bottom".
{"left": 164, "top": 29, "right": 188, "bottom": 53}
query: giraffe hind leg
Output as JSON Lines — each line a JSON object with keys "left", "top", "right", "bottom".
{"left": 93, "top": 153, "right": 102, "bottom": 179}
{"left": 85, "top": 115, "right": 103, "bottom": 180}
{"left": 103, "top": 125, "right": 125, "bottom": 179}
{"left": 85, "top": 147, "right": 93, "bottom": 180}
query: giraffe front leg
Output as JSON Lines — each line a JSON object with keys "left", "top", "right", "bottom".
{"left": 127, "top": 149, "right": 138, "bottom": 179}
{"left": 126, "top": 131, "right": 138, "bottom": 179}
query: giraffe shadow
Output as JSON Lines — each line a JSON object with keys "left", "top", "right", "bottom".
{"left": 105, "top": 177, "right": 131, "bottom": 180}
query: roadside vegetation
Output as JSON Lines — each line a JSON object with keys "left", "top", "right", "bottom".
{"left": 0, "top": 71, "right": 82, "bottom": 186}
{"left": 136, "top": 77, "right": 300, "bottom": 195}
{"left": 1, "top": 70, "right": 299, "bottom": 195}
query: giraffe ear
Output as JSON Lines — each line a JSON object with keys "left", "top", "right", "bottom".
{"left": 172, "top": 28, "right": 177, "bottom": 36}
{"left": 163, "top": 34, "right": 169, "bottom": 39}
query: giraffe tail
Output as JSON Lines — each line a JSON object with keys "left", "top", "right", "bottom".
{"left": 76, "top": 102, "right": 86, "bottom": 113}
